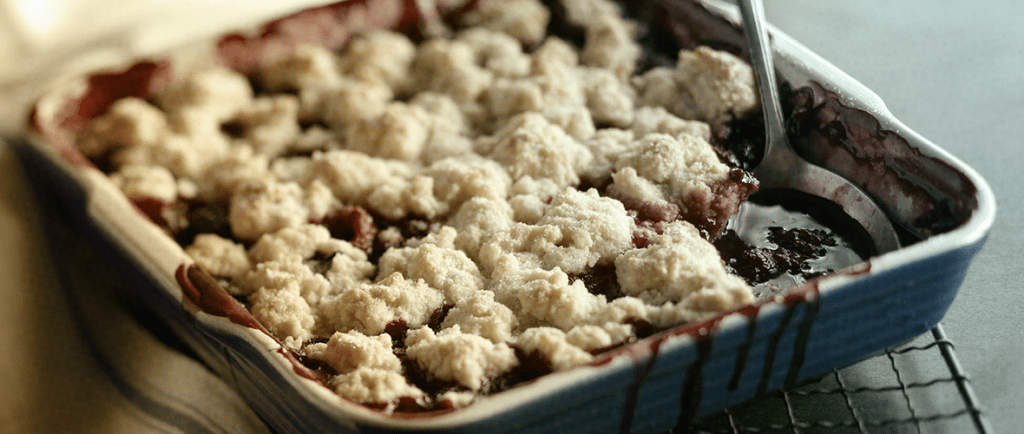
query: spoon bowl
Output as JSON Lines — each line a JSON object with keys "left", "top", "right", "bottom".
{"left": 737, "top": 0, "right": 901, "bottom": 256}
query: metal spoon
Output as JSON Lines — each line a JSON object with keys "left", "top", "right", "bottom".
{"left": 737, "top": 0, "right": 901, "bottom": 256}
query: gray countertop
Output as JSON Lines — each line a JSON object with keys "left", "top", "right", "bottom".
{"left": 0, "top": 0, "right": 1020, "bottom": 432}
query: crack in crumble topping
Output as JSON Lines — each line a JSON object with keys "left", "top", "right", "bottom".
{"left": 77, "top": 0, "right": 765, "bottom": 413}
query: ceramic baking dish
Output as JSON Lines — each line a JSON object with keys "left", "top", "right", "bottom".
{"left": 12, "top": 0, "right": 996, "bottom": 433}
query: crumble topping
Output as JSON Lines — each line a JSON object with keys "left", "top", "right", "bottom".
{"left": 441, "top": 290, "right": 518, "bottom": 344}
{"left": 306, "top": 330, "right": 403, "bottom": 374}
{"left": 405, "top": 325, "right": 519, "bottom": 391}
{"left": 157, "top": 66, "right": 254, "bottom": 123}
{"left": 184, "top": 233, "right": 251, "bottom": 281}
{"left": 319, "top": 272, "right": 445, "bottom": 337}
{"left": 331, "top": 367, "right": 425, "bottom": 405}
{"left": 76, "top": 0, "right": 763, "bottom": 412}
{"left": 77, "top": 97, "right": 168, "bottom": 157}
{"left": 607, "top": 133, "right": 731, "bottom": 224}
{"left": 377, "top": 227, "right": 485, "bottom": 304}
{"left": 460, "top": 0, "right": 552, "bottom": 47}
{"left": 634, "top": 46, "right": 758, "bottom": 123}
{"left": 615, "top": 221, "right": 750, "bottom": 307}
{"left": 338, "top": 30, "right": 418, "bottom": 92}
{"left": 249, "top": 281, "right": 317, "bottom": 347}
{"left": 502, "top": 187, "right": 634, "bottom": 274}
{"left": 109, "top": 164, "right": 179, "bottom": 202}
{"left": 516, "top": 327, "right": 595, "bottom": 371}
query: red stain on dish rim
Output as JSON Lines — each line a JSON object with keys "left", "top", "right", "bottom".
{"left": 216, "top": 0, "right": 427, "bottom": 75}
{"left": 608, "top": 280, "right": 824, "bottom": 432}
{"left": 175, "top": 263, "right": 320, "bottom": 382}
{"left": 29, "top": 61, "right": 171, "bottom": 168}
{"left": 727, "top": 303, "right": 761, "bottom": 391}
{"left": 176, "top": 262, "right": 465, "bottom": 418}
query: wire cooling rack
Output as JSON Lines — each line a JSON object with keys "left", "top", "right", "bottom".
{"left": 674, "top": 324, "right": 991, "bottom": 434}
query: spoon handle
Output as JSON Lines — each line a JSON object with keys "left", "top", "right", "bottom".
{"left": 737, "top": 0, "right": 901, "bottom": 255}
{"left": 738, "top": 0, "right": 789, "bottom": 173}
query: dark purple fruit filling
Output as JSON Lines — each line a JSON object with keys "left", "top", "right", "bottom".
{"left": 319, "top": 206, "right": 377, "bottom": 251}
{"left": 570, "top": 262, "right": 621, "bottom": 301}
{"left": 716, "top": 189, "right": 871, "bottom": 298}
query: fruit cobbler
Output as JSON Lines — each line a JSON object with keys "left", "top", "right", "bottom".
{"left": 71, "top": 0, "right": 795, "bottom": 412}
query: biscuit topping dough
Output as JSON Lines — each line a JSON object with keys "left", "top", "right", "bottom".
{"left": 76, "top": 0, "right": 766, "bottom": 413}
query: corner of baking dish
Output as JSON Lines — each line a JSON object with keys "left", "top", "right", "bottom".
{"left": 770, "top": 23, "right": 995, "bottom": 276}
